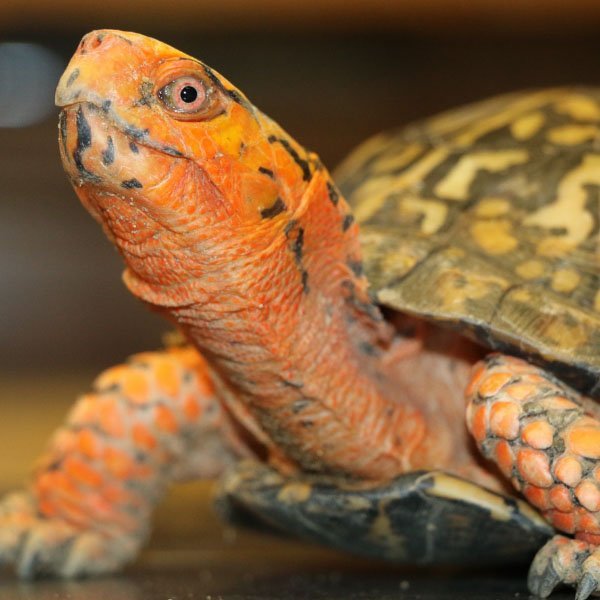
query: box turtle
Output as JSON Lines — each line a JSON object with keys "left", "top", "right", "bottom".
{"left": 0, "top": 30, "right": 598, "bottom": 599}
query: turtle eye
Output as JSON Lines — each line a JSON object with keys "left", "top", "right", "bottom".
{"left": 158, "top": 75, "right": 214, "bottom": 118}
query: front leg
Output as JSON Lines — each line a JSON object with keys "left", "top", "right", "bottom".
{"left": 466, "top": 354, "right": 600, "bottom": 599}
{"left": 0, "top": 346, "right": 243, "bottom": 578}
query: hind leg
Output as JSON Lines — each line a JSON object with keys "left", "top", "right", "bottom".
{"left": 0, "top": 346, "right": 245, "bottom": 578}
{"left": 466, "top": 354, "right": 600, "bottom": 599}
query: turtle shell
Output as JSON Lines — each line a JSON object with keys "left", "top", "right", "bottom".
{"left": 217, "top": 461, "right": 552, "bottom": 565}
{"left": 334, "top": 88, "right": 600, "bottom": 398}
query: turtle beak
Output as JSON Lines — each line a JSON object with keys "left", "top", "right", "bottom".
{"left": 55, "top": 30, "right": 148, "bottom": 110}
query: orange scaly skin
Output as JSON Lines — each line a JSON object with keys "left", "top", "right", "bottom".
{"left": 0, "top": 30, "right": 597, "bottom": 596}
{"left": 0, "top": 347, "right": 245, "bottom": 577}
{"left": 467, "top": 355, "right": 600, "bottom": 597}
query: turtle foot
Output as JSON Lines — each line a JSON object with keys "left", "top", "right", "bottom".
{"left": 528, "top": 535, "right": 600, "bottom": 599}
{"left": 0, "top": 490, "right": 140, "bottom": 578}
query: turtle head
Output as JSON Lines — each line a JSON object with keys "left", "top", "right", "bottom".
{"left": 56, "top": 30, "right": 303, "bottom": 304}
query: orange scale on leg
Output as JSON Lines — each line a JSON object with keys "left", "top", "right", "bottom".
{"left": 478, "top": 372, "right": 513, "bottom": 397}
{"left": 548, "top": 509, "right": 577, "bottom": 534}
{"left": 579, "top": 513, "right": 600, "bottom": 534}
{"left": 77, "top": 429, "right": 100, "bottom": 458}
{"left": 554, "top": 455, "right": 583, "bottom": 487}
{"left": 468, "top": 405, "right": 488, "bottom": 443}
{"left": 63, "top": 457, "right": 103, "bottom": 488}
{"left": 94, "top": 365, "right": 130, "bottom": 391}
{"left": 495, "top": 439, "right": 515, "bottom": 478}
{"left": 565, "top": 423, "right": 600, "bottom": 460}
{"left": 575, "top": 480, "right": 600, "bottom": 512}
{"left": 521, "top": 420, "right": 555, "bottom": 449}
{"left": 516, "top": 447, "right": 553, "bottom": 488}
{"left": 97, "top": 397, "right": 126, "bottom": 438}
{"left": 155, "top": 359, "right": 181, "bottom": 397}
{"left": 183, "top": 394, "right": 202, "bottom": 421}
{"left": 504, "top": 382, "right": 538, "bottom": 400}
{"left": 155, "top": 405, "right": 179, "bottom": 434}
{"left": 549, "top": 484, "right": 575, "bottom": 512}
{"left": 121, "top": 370, "right": 151, "bottom": 404}
{"left": 523, "top": 484, "right": 551, "bottom": 511}
{"left": 102, "top": 447, "right": 137, "bottom": 479}
{"left": 489, "top": 401, "right": 520, "bottom": 440}
{"left": 132, "top": 423, "right": 157, "bottom": 451}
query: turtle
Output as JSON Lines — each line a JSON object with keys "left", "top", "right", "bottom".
{"left": 0, "top": 29, "right": 598, "bottom": 599}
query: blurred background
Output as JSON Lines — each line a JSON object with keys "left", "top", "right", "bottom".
{"left": 0, "top": 1, "right": 599, "bottom": 596}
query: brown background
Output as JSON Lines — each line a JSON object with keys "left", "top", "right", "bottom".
{"left": 0, "top": 3, "right": 598, "bottom": 596}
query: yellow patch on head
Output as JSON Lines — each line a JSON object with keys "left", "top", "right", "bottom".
{"left": 594, "top": 290, "right": 600, "bottom": 313}
{"left": 470, "top": 219, "right": 518, "bottom": 255}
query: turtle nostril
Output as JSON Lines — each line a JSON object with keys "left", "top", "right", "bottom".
{"left": 78, "top": 32, "right": 106, "bottom": 54}
{"left": 89, "top": 34, "right": 105, "bottom": 50}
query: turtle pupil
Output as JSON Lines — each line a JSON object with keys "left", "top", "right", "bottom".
{"left": 180, "top": 86, "right": 198, "bottom": 103}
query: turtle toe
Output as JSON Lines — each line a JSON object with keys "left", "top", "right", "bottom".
{"left": 528, "top": 535, "right": 600, "bottom": 598}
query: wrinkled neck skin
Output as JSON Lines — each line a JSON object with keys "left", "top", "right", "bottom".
{"left": 71, "top": 107, "right": 456, "bottom": 482}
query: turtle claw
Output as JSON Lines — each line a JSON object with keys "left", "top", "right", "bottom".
{"left": 575, "top": 573, "right": 598, "bottom": 600}
{"left": 528, "top": 558, "right": 562, "bottom": 598}
{"left": 528, "top": 535, "right": 600, "bottom": 599}
{"left": 0, "top": 490, "right": 141, "bottom": 578}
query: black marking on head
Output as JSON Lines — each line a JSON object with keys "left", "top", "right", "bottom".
{"left": 347, "top": 259, "right": 364, "bottom": 277}
{"left": 115, "top": 33, "right": 133, "bottom": 46}
{"left": 158, "top": 144, "right": 184, "bottom": 157}
{"left": 359, "top": 342, "right": 379, "bottom": 356}
{"left": 342, "top": 214, "right": 355, "bottom": 232}
{"left": 284, "top": 219, "right": 309, "bottom": 292}
{"left": 300, "top": 419, "right": 314, "bottom": 428}
{"left": 58, "top": 110, "right": 68, "bottom": 156}
{"left": 260, "top": 197, "right": 286, "bottom": 219}
{"left": 203, "top": 66, "right": 255, "bottom": 112}
{"left": 292, "top": 399, "right": 311, "bottom": 413}
{"left": 129, "top": 141, "right": 139, "bottom": 154}
{"left": 101, "top": 100, "right": 112, "bottom": 112}
{"left": 124, "top": 125, "right": 149, "bottom": 141}
{"left": 134, "top": 81, "right": 154, "bottom": 107}
{"left": 121, "top": 178, "right": 143, "bottom": 189}
{"left": 293, "top": 228, "right": 304, "bottom": 264}
{"left": 284, "top": 219, "right": 298, "bottom": 237}
{"left": 101, "top": 136, "right": 115, "bottom": 166}
{"left": 327, "top": 181, "right": 339, "bottom": 206}
{"left": 301, "top": 270, "right": 309, "bottom": 293}
{"left": 66, "top": 69, "right": 80, "bottom": 88}
{"left": 73, "top": 106, "right": 101, "bottom": 183}
{"left": 259, "top": 166, "right": 274, "bottom": 178}
{"left": 267, "top": 135, "right": 311, "bottom": 181}
{"left": 283, "top": 379, "right": 304, "bottom": 389}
